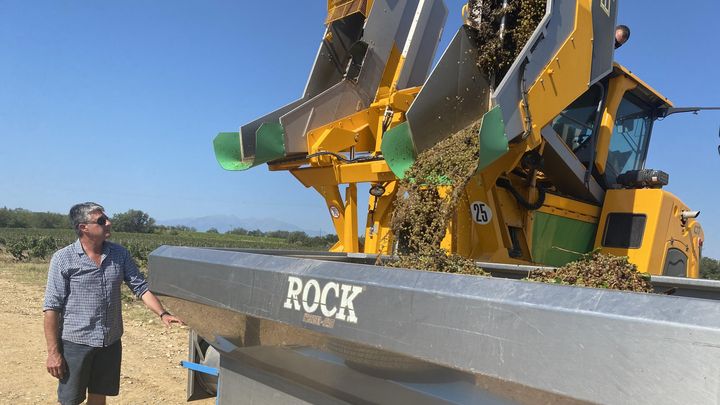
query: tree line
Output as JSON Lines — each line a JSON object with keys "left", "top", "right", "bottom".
{"left": 0, "top": 207, "right": 337, "bottom": 248}
{"left": 0, "top": 208, "right": 68, "bottom": 229}
{"left": 702, "top": 257, "right": 720, "bottom": 280}
{"left": 0, "top": 207, "right": 158, "bottom": 233}
{"left": 2, "top": 207, "right": 718, "bottom": 275}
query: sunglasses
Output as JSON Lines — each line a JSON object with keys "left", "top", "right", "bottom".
{"left": 84, "top": 215, "right": 109, "bottom": 226}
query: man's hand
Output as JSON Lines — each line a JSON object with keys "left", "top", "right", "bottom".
{"left": 160, "top": 313, "right": 185, "bottom": 328}
{"left": 43, "top": 310, "right": 65, "bottom": 379}
{"left": 141, "top": 290, "right": 186, "bottom": 328}
{"left": 46, "top": 351, "right": 66, "bottom": 379}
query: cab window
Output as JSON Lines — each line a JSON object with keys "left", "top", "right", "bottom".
{"left": 605, "top": 94, "right": 653, "bottom": 185}
{"left": 551, "top": 85, "right": 603, "bottom": 155}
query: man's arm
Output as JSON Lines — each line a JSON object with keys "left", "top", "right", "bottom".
{"left": 121, "top": 246, "right": 184, "bottom": 327}
{"left": 43, "top": 253, "right": 68, "bottom": 379}
{"left": 44, "top": 310, "right": 66, "bottom": 379}
{"left": 140, "top": 291, "right": 184, "bottom": 327}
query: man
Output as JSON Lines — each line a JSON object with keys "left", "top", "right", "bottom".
{"left": 615, "top": 24, "right": 631, "bottom": 49}
{"left": 43, "top": 202, "right": 183, "bottom": 405}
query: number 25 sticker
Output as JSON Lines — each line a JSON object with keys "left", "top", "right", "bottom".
{"left": 471, "top": 201, "right": 493, "bottom": 225}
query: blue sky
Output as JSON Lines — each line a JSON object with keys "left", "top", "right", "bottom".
{"left": 1, "top": 1, "right": 718, "bottom": 258}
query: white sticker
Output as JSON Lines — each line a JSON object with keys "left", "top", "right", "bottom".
{"left": 600, "top": 0, "right": 611, "bottom": 17}
{"left": 329, "top": 206, "right": 341, "bottom": 219}
{"left": 470, "top": 201, "right": 493, "bottom": 225}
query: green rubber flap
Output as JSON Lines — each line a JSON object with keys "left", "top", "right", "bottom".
{"left": 381, "top": 122, "right": 416, "bottom": 178}
{"left": 477, "top": 106, "right": 509, "bottom": 172}
{"left": 381, "top": 107, "right": 508, "bottom": 179}
{"left": 213, "top": 122, "right": 286, "bottom": 171}
{"left": 254, "top": 122, "right": 286, "bottom": 164}
{"left": 214, "top": 132, "right": 251, "bottom": 171}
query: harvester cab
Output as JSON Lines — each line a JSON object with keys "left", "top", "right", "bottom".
{"left": 212, "top": 0, "right": 703, "bottom": 277}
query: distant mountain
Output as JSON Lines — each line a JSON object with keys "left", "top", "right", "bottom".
{"left": 157, "top": 215, "right": 320, "bottom": 235}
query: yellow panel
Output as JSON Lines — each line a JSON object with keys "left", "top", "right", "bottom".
{"left": 338, "top": 161, "right": 395, "bottom": 183}
{"left": 595, "top": 189, "right": 700, "bottom": 277}
{"left": 291, "top": 161, "right": 395, "bottom": 188}
{"left": 494, "top": 188, "right": 524, "bottom": 228}
{"left": 291, "top": 166, "right": 338, "bottom": 188}
{"left": 687, "top": 222, "right": 704, "bottom": 279}
{"left": 306, "top": 108, "right": 381, "bottom": 154}
{"left": 522, "top": 0, "right": 594, "bottom": 146}
{"left": 594, "top": 74, "right": 637, "bottom": 174}
{"left": 313, "top": 185, "right": 346, "bottom": 251}
{"left": 388, "top": 87, "right": 420, "bottom": 112}
{"left": 375, "top": 45, "right": 403, "bottom": 101}
{"left": 310, "top": 127, "right": 357, "bottom": 155}
{"left": 343, "top": 183, "right": 359, "bottom": 252}
{"left": 538, "top": 193, "right": 601, "bottom": 223}
{"left": 614, "top": 64, "right": 673, "bottom": 107}
{"left": 363, "top": 181, "right": 398, "bottom": 254}
{"left": 455, "top": 176, "right": 509, "bottom": 262}
{"left": 452, "top": 143, "right": 527, "bottom": 262}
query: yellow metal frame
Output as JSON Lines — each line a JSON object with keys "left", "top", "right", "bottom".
{"left": 595, "top": 189, "right": 703, "bottom": 277}
{"left": 268, "top": 35, "right": 413, "bottom": 254}
{"left": 270, "top": 1, "right": 701, "bottom": 278}
{"left": 594, "top": 72, "right": 637, "bottom": 174}
{"left": 521, "top": 0, "right": 594, "bottom": 148}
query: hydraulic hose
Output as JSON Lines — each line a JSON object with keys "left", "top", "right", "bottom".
{"left": 496, "top": 177, "right": 546, "bottom": 211}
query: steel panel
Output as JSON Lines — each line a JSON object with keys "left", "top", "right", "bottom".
{"left": 405, "top": 26, "right": 491, "bottom": 154}
{"left": 150, "top": 247, "right": 720, "bottom": 405}
{"left": 357, "top": 0, "right": 416, "bottom": 100}
{"left": 541, "top": 126, "right": 605, "bottom": 203}
{"left": 238, "top": 98, "right": 305, "bottom": 162}
{"left": 590, "top": 0, "right": 619, "bottom": 85}
{"left": 280, "top": 80, "right": 365, "bottom": 154}
{"left": 396, "top": 0, "right": 448, "bottom": 89}
{"left": 303, "top": 14, "right": 365, "bottom": 100}
{"left": 281, "top": 0, "right": 422, "bottom": 154}
{"left": 218, "top": 353, "right": 323, "bottom": 404}
{"left": 494, "top": 0, "right": 576, "bottom": 140}
{"left": 215, "top": 345, "right": 520, "bottom": 405}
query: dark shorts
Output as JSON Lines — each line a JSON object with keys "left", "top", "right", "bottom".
{"left": 58, "top": 339, "right": 122, "bottom": 405}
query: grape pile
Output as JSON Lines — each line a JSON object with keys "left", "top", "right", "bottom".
{"left": 384, "top": 0, "right": 547, "bottom": 276}
{"left": 468, "top": 0, "right": 547, "bottom": 86}
{"left": 387, "top": 122, "right": 488, "bottom": 276}
{"left": 527, "top": 252, "right": 654, "bottom": 293}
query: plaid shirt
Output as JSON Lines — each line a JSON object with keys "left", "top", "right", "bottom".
{"left": 43, "top": 239, "right": 149, "bottom": 347}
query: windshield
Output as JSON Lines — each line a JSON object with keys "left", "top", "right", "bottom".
{"left": 605, "top": 94, "right": 654, "bottom": 185}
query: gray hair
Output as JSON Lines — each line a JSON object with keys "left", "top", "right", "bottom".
{"left": 69, "top": 202, "right": 105, "bottom": 236}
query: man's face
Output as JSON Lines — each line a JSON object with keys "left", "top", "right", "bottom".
{"left": 615, "top": 29, "right": 628, "bottom": 47}
{"left": 81, "top": 210, "right": 112, "bottom": 240}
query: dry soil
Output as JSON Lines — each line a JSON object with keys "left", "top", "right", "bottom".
{"left": 0, "top": 260, "right": 215, "bottom": 405}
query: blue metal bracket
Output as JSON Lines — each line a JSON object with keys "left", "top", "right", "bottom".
{"left": 181, "top": 360, "right": 219, "bottom": 377}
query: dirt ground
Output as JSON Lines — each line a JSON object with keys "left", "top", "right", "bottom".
{"left": 0, "top": 259, "right": 215, "bottom": 405}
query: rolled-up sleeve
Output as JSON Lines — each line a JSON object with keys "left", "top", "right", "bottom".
{"left": 122, "top": 249, "right": 149, "bottom": 298}
{"left": 43, "top": 253, "right": 69, "bottom": 312}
